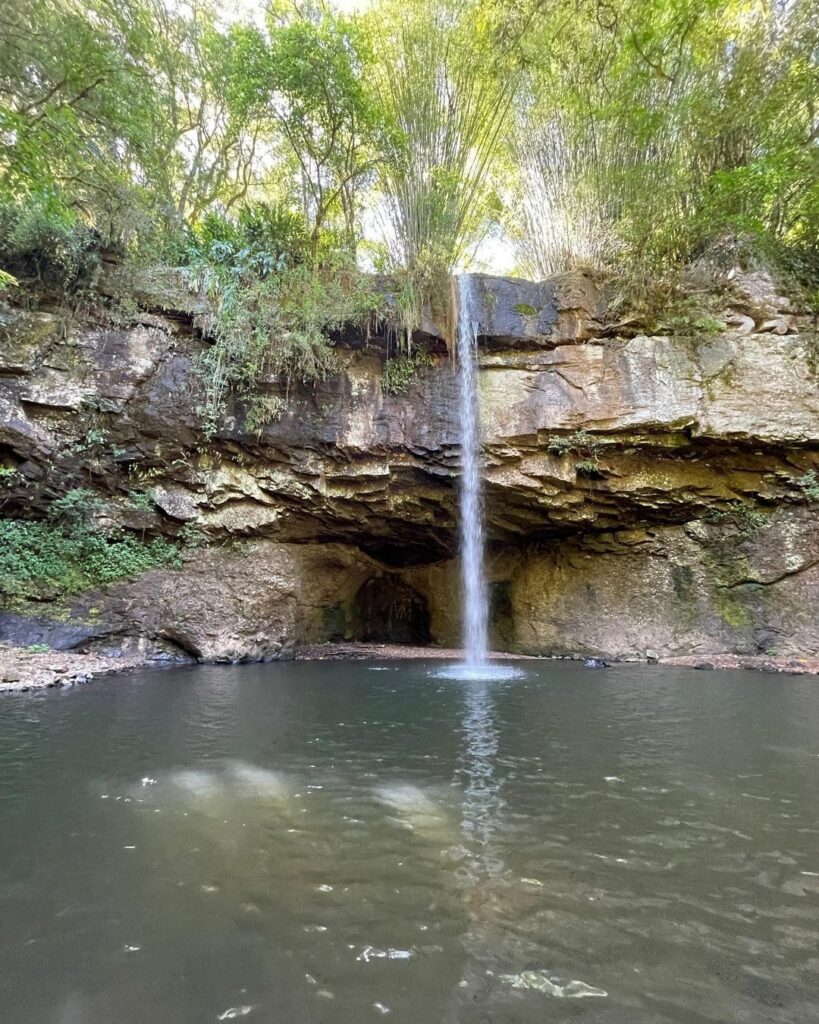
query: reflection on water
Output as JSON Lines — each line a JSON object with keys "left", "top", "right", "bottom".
{"left": 1, "top": 660, "right": 819, "bottom": 1023}
{"left": 459, "top": 681, "right": 503, "bottom": 883}
{"left": 448, "top": 679, "right": 506, "bottom": 1018}
{"left": 452, "top": 678, "right": 608, "bottom": 1017}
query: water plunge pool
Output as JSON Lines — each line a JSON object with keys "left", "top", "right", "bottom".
{"left": 1, "top": 660, "right": 817, "bottom": 1022}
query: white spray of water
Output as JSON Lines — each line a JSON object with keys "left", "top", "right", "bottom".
{"left": 455, "top": 275, "right": 489, "bottom": 668}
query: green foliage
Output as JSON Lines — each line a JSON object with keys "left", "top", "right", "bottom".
{"left": 65, "top": 425, "right": 128, "bottom": 462}
{"left": 705, "top": 502, "right": 769, "bottom": 535}
{"left": 606, "top": 282, "right": 726, "bottom": 337}
{"left": 128, "top": 490, "right": 156, "bottom": 513}
{"left": 655, "top": 292, "right": 724, "bottom": 335}
{"left": 1, "top": 0, "right": 816, "bottom": 303}
{"left": 0, "top": 518, "right": 182, "bottom": 600}
{"left": 0, "top": 268, "right": 17, "bottom": 292}
{"left": 178, "top": 522, "right": 207, "bottom": 548}
{"left": 0, "top": 485, "right": 219, "bottom": 601}
{"left": 182, "top": 200, "right": 371, "bottom": 434}
{"left": 47, "top": 488, "right": 103, "bottom": 528}
{"left": 251, "top": 3, "right": 386, "bottom": 253}
{"left": 547, "top": 430, "right": 602, "bottom": 459}
{"left": 26, "top": 643, "right": 51, "bottom": 653}
{"left": 0, "top": 0, "right": 276, "bottom": 248}
{"left": 661, "top": 308, "right": 724, "bottom": 338}
{"left": 193, "top": 248, "right": 381, "bottom": 437}
{"left": 547, "top": 430, "right": 605, "bottom": 478}
{"left": 183, "top": 202, "right": 309, "bottom": 300}
{"left": 382, "top": 350, "right": 432, "bottom": 396}
{"left": 509, "top": 0, "right": 819, "bottom": 289}
{"left": 245, "top": 395, "right": 287, "bottom": 434}
{"left": 383, "top": 260, "right": 452, "bottom": 353}
{"left": 0, "top": 194, "right": 99, "bottom": 291}
{"left": 794, "top": 471, "right": 819, "bottom": 502}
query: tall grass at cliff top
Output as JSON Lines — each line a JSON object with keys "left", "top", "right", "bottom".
{"left": 509, "top": 0, "right": 819, "bottom": 292}
{"left": 368, "top": 0, "right": 516, "bottom": 337}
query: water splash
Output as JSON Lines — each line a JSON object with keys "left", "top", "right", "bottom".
{"left": 434, "top": 663, "right": 523, "bottom": 682}
{"left": 455, "top": 275, "right": 489, "bottom": 668}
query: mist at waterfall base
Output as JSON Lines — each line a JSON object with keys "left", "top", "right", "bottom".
{"left": 436, "top": 275, "right": 521, "bottom": 682}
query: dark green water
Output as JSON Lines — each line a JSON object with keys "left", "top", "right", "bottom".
{"left": 1, "top": 661, "right": 818, "bottom": 1023}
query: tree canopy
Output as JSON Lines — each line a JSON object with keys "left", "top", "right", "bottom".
{"left": 1, "top": 0, "right": 816, "bottom": 286}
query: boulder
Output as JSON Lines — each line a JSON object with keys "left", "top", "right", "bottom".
{"left": 726, "top": 267, "right": 792, "bottom": 321}
{"left": 464, "top": 272, "right": 604, "bottom": 347}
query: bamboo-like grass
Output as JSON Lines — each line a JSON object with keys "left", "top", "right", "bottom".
{"left": 514, "top": 66, "right": 697, "bottom": 282}
{"left": 371, "top": 0, "right": 515, "bottom": 307}
{"left": 511, "top": 0, "right": 811, "bottom": 282}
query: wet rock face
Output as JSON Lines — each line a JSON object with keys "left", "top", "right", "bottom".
{"left": 404, "top": 506, "right": 819, "bottom": 660}
{"left": 0, "top": 269, "right": 817, "bottom": 662}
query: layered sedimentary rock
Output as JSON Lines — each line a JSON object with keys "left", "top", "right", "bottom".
{"left": 1, "top": 269, "right": 816, "bottom": 661}
{"left": 406, "top": 507, "right": 818, "bottom": 659}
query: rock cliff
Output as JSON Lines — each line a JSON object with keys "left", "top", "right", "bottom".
{"left": 1, "top": 268, "right": 817, "bottom": 662}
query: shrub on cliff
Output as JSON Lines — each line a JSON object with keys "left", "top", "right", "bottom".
{"left": 184, "top": 203, "right": 310, "bottom": 288}
{"left": 0, "top": 196, "right": 100, "bottom": 293}
{"left": 187, "top": 225, "right": 382, "bottom": 436}
{"left": 200, "top": 264, "right": 381, "bottom": 436}
{"left": 0, "top": 519, "right": 183, "bottom": 600}
{"left": 0, "top": 490, "right": 183, "bottom": 600}
{"left": 382, "top": 350, "right": 433, "bottom": 395}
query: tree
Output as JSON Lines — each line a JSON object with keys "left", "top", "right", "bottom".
{"left": 0, "top": 0, "right": 273, "bottom": 245}
{"left": 139, "top": 0, "right": 269, "bottom": 228}
{"left": 229, "top": 3, "right": 385, "bottom": 257}
{"left": 0, "top": 0, "right": 157, "bottom": 234}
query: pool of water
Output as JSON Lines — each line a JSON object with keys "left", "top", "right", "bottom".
{"left": 1, "top": 660, "right": 818, "bottom": 1023}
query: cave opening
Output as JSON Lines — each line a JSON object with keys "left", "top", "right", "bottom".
{"left": 354, "top": 576, "right": 431, "bottom": 645}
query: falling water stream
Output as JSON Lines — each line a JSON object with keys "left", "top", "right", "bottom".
{"left": 454, "top": 275, "right": 489, "bottom": 667}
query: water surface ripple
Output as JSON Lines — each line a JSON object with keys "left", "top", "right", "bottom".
{"left": 1, "top": 660, "right": 818, "bottom": 1023}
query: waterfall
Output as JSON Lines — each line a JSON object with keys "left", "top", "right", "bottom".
{"left": 455, "top": 275, "right": 489, "bottom": 667}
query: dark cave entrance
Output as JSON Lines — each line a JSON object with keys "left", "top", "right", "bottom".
{"left": 354, "top": 576, "right": 431, "bottom": 645}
